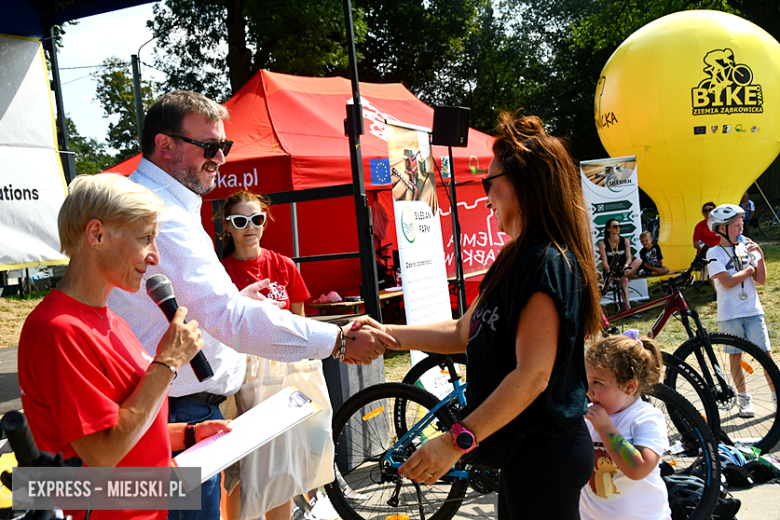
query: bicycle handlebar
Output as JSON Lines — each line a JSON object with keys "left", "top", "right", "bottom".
{"left": 651, "top": 245, "right": 712, "bottom": 294}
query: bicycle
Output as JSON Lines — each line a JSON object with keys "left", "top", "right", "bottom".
{"left": 757, "top": 205, "right": 780, "bottom": 237}
{"left": 324, "top": 358, "right": 721, "bottom": 520}
{"left": 604, "top": 246, "right": 780, "bottom": 452}
{"left": 642, "top": 207, "right": 661, "bottom": 242}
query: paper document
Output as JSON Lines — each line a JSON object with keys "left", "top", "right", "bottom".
{"left": 173, "top": 386, "right": 321, "bottom": 490}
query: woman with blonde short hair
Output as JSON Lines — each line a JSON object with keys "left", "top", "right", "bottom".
{"left": 18, "top": 174, "right": 230, "bottom": 520}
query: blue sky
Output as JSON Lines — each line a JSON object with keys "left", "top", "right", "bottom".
{"left": 57, "top": 2, "right": 163, "bottom": 144}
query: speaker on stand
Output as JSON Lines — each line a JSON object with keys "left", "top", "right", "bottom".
{"left": 431, "top": 106, "right": 470, "bottom": 317}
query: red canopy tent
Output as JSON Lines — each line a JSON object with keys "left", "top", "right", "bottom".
{"left": 105, "top": 70, "right": 507, "bottom": 309}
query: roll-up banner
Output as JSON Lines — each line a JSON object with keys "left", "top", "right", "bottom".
{"left": 387, "top": 121, "right": 454, "bottom": 398}
{"left": 580, "top": 156, "right": 648, "bottom": 302}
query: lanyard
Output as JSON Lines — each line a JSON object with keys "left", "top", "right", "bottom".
{"left": 720, "top": 244, "right": 746, "bottom": 296}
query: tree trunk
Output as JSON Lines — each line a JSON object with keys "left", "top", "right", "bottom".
{"left": 225, "top": 0, "right": 253, "bottom": 95}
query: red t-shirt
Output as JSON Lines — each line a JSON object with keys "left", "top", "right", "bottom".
{"left": 18, "top": 289, "right": 170, "bottom": 520}
{"left": 220, "top": 249, "right": 311, "bottom": 310}
{"left": 693, "top": 219, "right": 721, "bottom": 248}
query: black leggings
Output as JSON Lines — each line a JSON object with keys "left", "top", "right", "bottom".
{"left": 498, "top": 420, "right": 593, "bottom": 520}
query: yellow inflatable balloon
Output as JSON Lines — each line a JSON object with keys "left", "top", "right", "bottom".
{"left": 596, "top": 10, "right": 780, "bottom": 269}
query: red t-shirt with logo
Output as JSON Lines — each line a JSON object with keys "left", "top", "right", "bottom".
{"left": 221, "top": 249, "right": 311, "bottom": 310}
{"left": 693, "top": 219, "right": 721, "bottom": 248}
{"left": 18, "top": 289, "right": 170, "bottom": 520}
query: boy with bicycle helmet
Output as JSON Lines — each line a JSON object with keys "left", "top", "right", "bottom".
{"left": 706, "top": 203, "right": 774, "bottom": 417}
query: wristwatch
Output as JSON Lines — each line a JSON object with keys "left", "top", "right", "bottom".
{"left": 184, "top": 424, "right": 197, "bottom": 449}
{"left": 451, "top": 423, "right": 478, "bottom": 453}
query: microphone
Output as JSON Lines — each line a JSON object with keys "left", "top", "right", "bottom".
{"left": 146, "top": 274, "right": 213, "bottom": 382}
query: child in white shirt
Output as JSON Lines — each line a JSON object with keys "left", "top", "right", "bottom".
{"left": 580, "top": 331, "right": 670, "bottom": 520}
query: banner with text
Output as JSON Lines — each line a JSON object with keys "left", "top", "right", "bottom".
{"left": 388, "top": 122, "right": 453, "bottom": 398}
{"left": 0, "top": 35, "right": 68, "bottom": 271}
{"left": 580, "top": 156, "right": 648, "bottom": 302}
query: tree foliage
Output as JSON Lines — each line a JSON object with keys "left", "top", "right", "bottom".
{"left": 93, "top": 57, "right": 156, "bottom": 162}
{"left": 148, "top": 0, "right": 361, "bottom": 101}
{"left": 65, "top": 116, "right": 114, "bottom": 175}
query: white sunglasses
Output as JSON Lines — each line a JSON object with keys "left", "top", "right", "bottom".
{"left": 225, "top": 212, "right": 267, "bottom": 229}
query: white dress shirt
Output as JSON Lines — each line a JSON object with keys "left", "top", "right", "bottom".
{"left": 108, "top": 158, "right": 338, "bottom": 397}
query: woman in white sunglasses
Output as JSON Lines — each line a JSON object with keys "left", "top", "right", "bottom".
{"left": 217, "top": 191, "right": 310, "bottom": 316}
{"left": 215, "top": 190, "right": 312, "bottom": 520}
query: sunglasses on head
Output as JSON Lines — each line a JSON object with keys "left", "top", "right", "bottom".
{"left": 482, "top": 172, "right": 507, "bottom": 195}
{"left": 168, "top": 134, "right": 233, "bottom": 159}
{"left": 225, "top": 212, "right": 266, "bottom": 229}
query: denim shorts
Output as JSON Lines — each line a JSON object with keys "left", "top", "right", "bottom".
{"left": 718, "top": 315, "right": 772, "bottom": 354}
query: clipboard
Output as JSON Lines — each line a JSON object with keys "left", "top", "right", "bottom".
{"left": 172, "top": 386, "right": 321, "bottom": 490}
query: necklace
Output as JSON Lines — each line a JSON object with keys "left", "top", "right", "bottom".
{"left": 719, "top": 245, "right": 748, "bottom": 300}
{"left": 59, "top": 283, "right": 105, "bottom": 321}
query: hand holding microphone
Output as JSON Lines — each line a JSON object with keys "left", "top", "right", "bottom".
{"left": 147, "top": 274, "right": 213, "bottom": 382}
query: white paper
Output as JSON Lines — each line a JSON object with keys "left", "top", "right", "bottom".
{"left": 173, "top": 386, "right": 321, "bottom": 490}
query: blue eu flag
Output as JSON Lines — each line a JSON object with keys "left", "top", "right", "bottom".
{"left": 370, "top": 158, "right": 391, "bottom": 185}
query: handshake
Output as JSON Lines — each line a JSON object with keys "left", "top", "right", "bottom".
{"left": 333, "top": 316, "right": 401, "bottom": 366}
{"left": 238, "top": 279, "right": 402, "bottom": 366}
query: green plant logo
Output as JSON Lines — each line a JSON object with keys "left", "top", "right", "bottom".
{"left": 401, "top": 206, "right": 416, "bottom": 243}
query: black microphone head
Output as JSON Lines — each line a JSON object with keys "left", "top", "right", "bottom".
{"left": 146, "top": 274, "right": 175, "bottom": 305}
{"left": 2, "top": 411, "right": 40, "bottom": 467}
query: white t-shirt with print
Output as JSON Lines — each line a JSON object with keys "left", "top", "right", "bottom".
{"left": 580, "top": 399, "right": 670, "bottom": 520}
{"left": 706, "top": 243, "right": 763, "bottom": 322}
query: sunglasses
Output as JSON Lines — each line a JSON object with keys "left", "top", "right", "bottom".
{"left": 225, "top": 212, "right": 266, "bottom": 229}
{"left": 168, "top": 134, "right": 233, "bottom": 159}
{"left": 703, "top": 208, "right": 714, "bottom": 213}
{"left": 610, "top": 224, "right": 621, "bottom": 229}
{"left": 482, "top": 172, "right": 507, "bottom": 195}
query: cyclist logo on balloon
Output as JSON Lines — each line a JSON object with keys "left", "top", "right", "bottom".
{"left": 691, "top": 48, "right": 763, "bottom": 115}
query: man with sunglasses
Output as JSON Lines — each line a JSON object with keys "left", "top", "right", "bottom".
{"left": 108, "top": 91, "right": 395, "bottom": 520}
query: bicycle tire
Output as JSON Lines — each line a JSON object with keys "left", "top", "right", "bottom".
{"left": 662, "top": 353, "right": 721, "bottom": 441}
{"left": 324, "top": 383, "right": 468, "bottom": 520}
{"left": 645, "top": 384, "right": 720, "bottom": 520}
{"left": 758, "top": 209, "right": 780, "bottom": 237}
{"left": 401, "top": 355, "right": 466, "bottom": 402}
{"left": 671, "top": 332, "right": 780, "bottom": 452}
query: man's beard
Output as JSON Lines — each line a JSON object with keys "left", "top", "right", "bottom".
{"left": 171, "top": 152, "right": 216, "bottom": 195}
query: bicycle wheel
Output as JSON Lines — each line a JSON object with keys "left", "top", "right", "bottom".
{"left": 672, "top": 333, "right": 780, "bottom": 452}
{"left": 662, "top": 353, "right": 721, "bottom": 441}
{"left": 645, "top": 384, "right": 720, "bottom": 520}
{"left": 758, "top": 208, "right": 780, "bottom": 237}
{"left": 324, "top": 383, "right": 468, "bottom": 520}
{"left": 401, "top": 354, "right": 466, "bottom": 402}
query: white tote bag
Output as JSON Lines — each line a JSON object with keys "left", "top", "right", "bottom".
{"left": 235, "top": 357, "right": 335, "bottom": 519}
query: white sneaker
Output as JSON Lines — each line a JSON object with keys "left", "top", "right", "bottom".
{"left": 738, "top": 392, "right": 755, "bottom": 418}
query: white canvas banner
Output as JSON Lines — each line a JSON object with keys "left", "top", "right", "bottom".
{"left": 580, "top": 156, "right": 648, "bottom": 302}
{"left": 0, "top": 35, "right": 68, "bottom": 270}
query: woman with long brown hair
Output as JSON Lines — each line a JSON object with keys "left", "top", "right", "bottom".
{"left": 353, "top": 111, "right": 601, "bottom": 519}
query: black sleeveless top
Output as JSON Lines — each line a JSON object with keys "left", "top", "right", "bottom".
{"left": 601, "top": 237, "right": 627, "bottom": 271}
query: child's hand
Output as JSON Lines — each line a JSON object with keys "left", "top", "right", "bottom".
{"left": 585, "top": 403, "right": 612, "bottom": 432}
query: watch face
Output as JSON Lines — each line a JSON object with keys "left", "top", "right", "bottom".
{"left": 456, "top": 432, "right": 474, "bottom": 450}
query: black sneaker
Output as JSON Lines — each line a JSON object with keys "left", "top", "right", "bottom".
{"left": 629, "top": 313, "right": 642, "bottom": 320}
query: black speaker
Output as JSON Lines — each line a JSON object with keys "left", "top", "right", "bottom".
{"left": 432, "top": 106, "right": 470, "bottom": 147}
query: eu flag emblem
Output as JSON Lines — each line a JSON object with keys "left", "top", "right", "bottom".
{"left": 371, "top": 158, "right": 391, "bottom": 185}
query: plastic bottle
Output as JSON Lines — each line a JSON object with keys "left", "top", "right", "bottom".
{"left": 737, "top": 235, "right": 762, "bottom": 264}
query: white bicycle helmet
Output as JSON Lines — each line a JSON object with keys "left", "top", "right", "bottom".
{"left": 707, "top": 204, "right": 745, "bottom": 232}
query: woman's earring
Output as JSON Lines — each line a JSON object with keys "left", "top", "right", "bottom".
{"left": 93, "top": 245, "right": 98, "bottom": 250}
